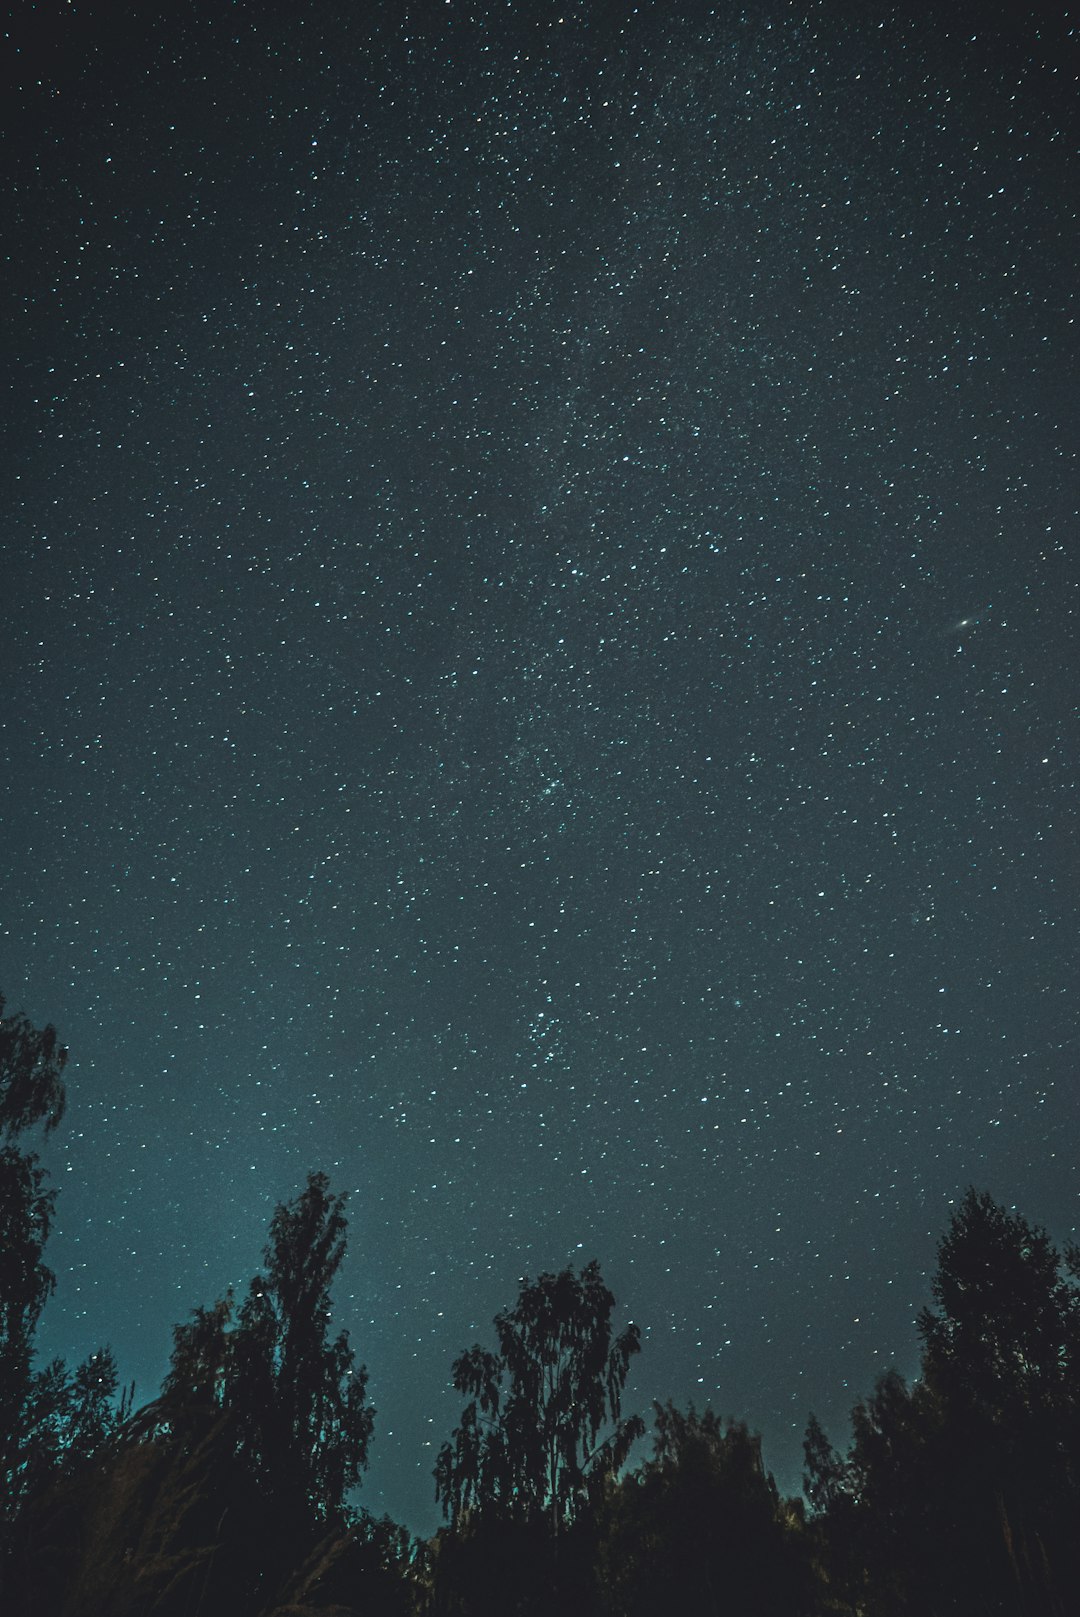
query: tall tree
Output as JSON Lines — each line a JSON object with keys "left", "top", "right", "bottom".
{"left": 919, "top": 1188, "right": 1078, "bottom": 1420}
{"left": 804, "top": 1191, "right": 1080, "bottom": 1617}
{"left": 435, "top": 1259, "right": 643, "bottom": 1533}
{"left": 0, "top": 1147, "right": 57, "bottom": 1528}
{"left": 0, "top": 995, "right": 66, "bottom": 1552}
{"left": 15, "top": 1174, "right": 377, "bottom": 1616}
{"left": 162, "top": 1172, "right": 374, "bottom": 1529}
{"left": 0, "top": 995, "right": 105, "bottom": 1591}
{"left": 0, "top": 997, "right": 68, "bottom": 1435}
{"left": 917, "top": 1189, "right": 1080, "bottom": 1614}
{"left": 235, "top": 1170, "right": 374, "bottom": 1523}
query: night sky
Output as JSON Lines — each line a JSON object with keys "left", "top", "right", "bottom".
{"left": 2, "top": 1, "right": 1077, "bottom": 1537}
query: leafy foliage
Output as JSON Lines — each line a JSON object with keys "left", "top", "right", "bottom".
{"left": 0, "top": 994, "right": 67, "bottom": 1139}
{"left": 20, "top": 1349, "right": 128, "bottom": 1494}
{"left": 0, "top": 996, "right": 68, "bottom": 1530}
{"left": 9, "top": 1171, "right": 379, "bottom": 1615}
{"left": 435, "top": 1260, "right": 643, "bottom": 1532}
{"left": 0, "top": 1146, "right": 58, "bottom": 1532}
{"left": 597, "top": 1403, "right": 817, "bottom": 1617}
{"left": 236, "top": 1169, "right": 375, "bottom": 1520}
{"left": 162, "top": 1171, "right": 374, "bottom": 1529}
{"left": 919, "top": 1188, "right": 1079, "bottom": 1417}
{"left": 0, "top": 999, "right": 126, "bottom": 1606}
{"left": 804, "top": 1189, "right": 1080, "bottom": 1617}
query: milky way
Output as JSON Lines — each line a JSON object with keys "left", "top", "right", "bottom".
{"left": 2, "top": 2, "right": 1077, "bottom": 1532}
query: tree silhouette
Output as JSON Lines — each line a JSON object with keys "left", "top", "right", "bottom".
{"left": 916, "top": 1189, "right": 1080, "bottom": 1614}
{"left": 804, "top": 1190, "right": 1080, "bottom": 1617}
{"left": 0, "top": 993, "right": 67, "bottom": 1139}
{"left": 0, "top": 995, "right": 125, "bottom": 1603}
{"left": 161, "top": 1295, "right": 233, "bottom": 1412}
{"left": 235, "top": 1169, "right": 374, "bottom": 1523}
{"left": 598, "top": 1403, "right": 817, "bottom": 1617}
{"left": 802, "top": 1410, "right": 849, "bottom": 1518}
{"left": 0, "top": 995, "right": 67, "bottom": 1568}
{"left": 0, "top": 1147, "right": 57, "bottom": 1535}
{"left": 435, "top": 1259, "right": 643, "bottom": 1534}
{"left": 18, "top": 1349, "right": 128, "bottom": 1500}
{"left": 11, "top": 1172, "right": 378, "bottom": 1616}
{"left": 919, "top": 1188, "right": 1078, "bottom": 1420}
{"left": 162, "top": 1171, "right": 374, "bottom": 1530}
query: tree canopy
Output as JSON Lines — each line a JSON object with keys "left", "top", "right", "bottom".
{"left": 0, "top": 994, "right": 67, "bottom": 1139}
{"left": 0, "top": 998, "right": 123, "bottom": 1599}
{"left": 803, "top": 1188, "right": 1080, "bottom": 1617}
{"left": 163, "top": 1171, "right": 374, "bottom": 1529}
{"left": 435, "top": 1260, "right": 643, "bottom": 1533}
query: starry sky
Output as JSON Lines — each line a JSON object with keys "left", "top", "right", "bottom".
{"left": 2, "top": 0, "right": 1077, "bottom": 1536}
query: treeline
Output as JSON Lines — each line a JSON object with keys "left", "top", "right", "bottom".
{"left": 2, "top": 997, "right": 1079, "bottom": 1616}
